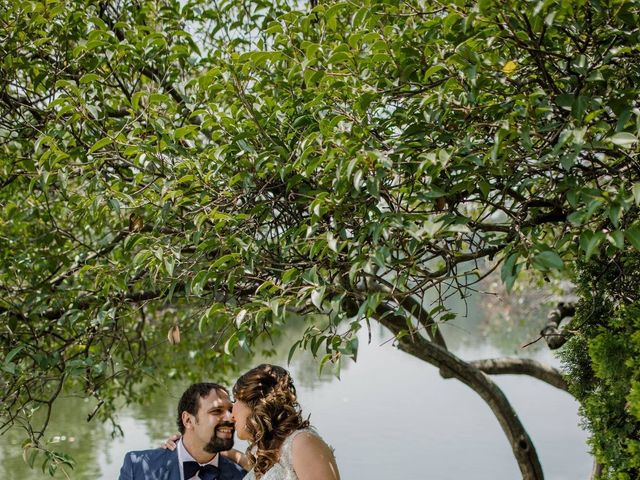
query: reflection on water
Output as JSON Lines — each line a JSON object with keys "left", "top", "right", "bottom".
{"left": 1, "top": 292, "right": 590, "bottom": 480}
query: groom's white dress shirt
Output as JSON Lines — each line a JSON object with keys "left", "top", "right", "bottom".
{"left": 177, "top": 438, "right": 219, "bottom": 480}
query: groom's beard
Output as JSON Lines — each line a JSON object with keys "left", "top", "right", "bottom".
{"left": 204, "top": 422, "right": 235, "bottom": 453}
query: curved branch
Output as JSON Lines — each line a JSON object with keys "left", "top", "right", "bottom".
{"left": 458, "top": 358, "right": 569, "bottom": 393}
{"left": 376, "top": 304, "right": 544, "bottom": 480}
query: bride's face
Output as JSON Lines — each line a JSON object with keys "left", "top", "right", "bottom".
{"left": 232, "top": 399, "right": 253, "bottom": 441}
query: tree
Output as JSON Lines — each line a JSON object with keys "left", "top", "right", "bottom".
{"left": 1, "top": 0, "right": 639, "bottom": 478}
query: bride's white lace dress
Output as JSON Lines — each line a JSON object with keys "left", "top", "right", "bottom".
{"left": 243, "top": 428, "right": 319, "bottom": 480}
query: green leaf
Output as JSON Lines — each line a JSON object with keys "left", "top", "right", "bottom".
{"left": 4, "top": 345, "right": 25, "bottom": 364}
{"left": 327, "top": 51, "right": 350, "bottom": 64}
{"left": 108, "top": 198, "right": 120, "bottom": 214}
{"left": 533, "top": 251, "right": 564, "bottom": 271}
{"left": 212, "top": 254, "right": 238, "bottom": 269}
{"left": 132, "top": 250, "right": 151, "bottom": 267}
{"left": 625, "top": 225, "right": 640, "bottom": 251}
{"left": 556, "top": 93, "right": 574, "bottom": 109}
{"left": 79, "top": 73, "right": 100, "bottom": 84}
{"left": 287, "top": 340, "right": 301, "bottom": 365}
{"left": 224, "top": 333, "right": 238, "bottom": 355}
{"left": 86, "top": 104, "right": 100, "bottom": 120}
{"left": 423, "top": 64, "right": 445, "bottom": 80}
{"left": 175, "top": 125, "right": 197, "bottom": 139}
{"left": 500, "top": 252, "right": 519, "bottom": 291}
{"left": 607, "top": 231, "right": 625, "bottom": 249}
{"left": 192, "top": 270, "right": 209, "bottom": 295}
{"left": 89, "top": 137, "right": 112, "bottom": 153}
{"left": 311, "top": 286, "right": 326, "bottom": 309}
{"left": 177, "top": 174, "right": 195, "bottom": 184}
{"left": 581, "top": 231, "right": 605, "bottom": 260}
{"left": 319, "top": 353, "right": 334, "bottom": 375}
{"left": 567, "top": 210, "right": 586, "bottom": 225}
{"left": 353, "top": 169, "right": 363, "bottom": 190}
{"left": 149, "top": 93, "right": 171, "bottom": 105}
{"left": 371, "top": 53, "right": 393, "bottom": 64}
{"left": 326, "top": 232, "right": 338, "bottom": 253}
{"left": 609, "top": 132, "right": 638, "bottom": 147}
{"left": 164, "top": 256, "right": 175, "bottom": 276}
{"left": 281, "top": 268, "right": 299, "bottom": 284}
{"left": 132, "top": 91, "right": 145, "bottom": 110}
{"left": 572, "top": 95, "right": 588, "bottom": 121}
{"left": 608, "top": 203, "right": 622, "bottom": 229}
{"left": 343, "top": 336, "right": 359, "bottom": 362}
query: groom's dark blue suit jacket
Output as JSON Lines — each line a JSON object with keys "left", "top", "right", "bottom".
{"left": 118, "top": 448, "right": 246, "bottom": 480}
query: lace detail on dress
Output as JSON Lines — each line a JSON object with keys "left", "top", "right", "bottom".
{"left": 243, "top": 428, "right": 318, "bottom": 480}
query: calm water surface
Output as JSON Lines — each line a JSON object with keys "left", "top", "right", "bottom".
{"left": 1, "top": 311, "right": 591, "bottom": 479}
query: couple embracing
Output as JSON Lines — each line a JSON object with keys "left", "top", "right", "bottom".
{"left": 119, "top": 364, "right": 340, "bottom": 480}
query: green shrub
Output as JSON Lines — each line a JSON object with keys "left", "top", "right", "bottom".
{"left": 562, "top": 256, "right": 640, "bottom": 478}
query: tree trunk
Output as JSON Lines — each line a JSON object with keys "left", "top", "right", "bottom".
{"left": 376, "top": 305, "right": 545, "bottom": 480}
{"left": 591, "top": 459, "right": 603, "bottom": 480}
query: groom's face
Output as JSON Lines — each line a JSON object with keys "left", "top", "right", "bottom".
{"left": 189, "top": 389, "right": 235, "bottom": 453}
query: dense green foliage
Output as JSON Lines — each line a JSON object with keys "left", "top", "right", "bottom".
{"left": 0, "top": 0, "right": 282, "bottom": 471}
{"left": 562, "top": 256, "right": 640, "bottom": 479}
{"left": 1, "top": 0, "right": 640, "bottom": 475}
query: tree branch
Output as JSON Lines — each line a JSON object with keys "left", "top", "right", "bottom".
{"left": 376, "top": 304, "right": 544, "bottom": 480}
{"left": 457, "top": 357, "right": 569, "bottom": 392}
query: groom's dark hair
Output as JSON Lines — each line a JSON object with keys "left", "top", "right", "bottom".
{"left": 177, "top": 382, "right": 228, "bottom": 434}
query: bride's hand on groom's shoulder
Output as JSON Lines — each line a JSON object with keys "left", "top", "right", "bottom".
{"left": 159, "top": 433, "right": 181, "bottom": 450}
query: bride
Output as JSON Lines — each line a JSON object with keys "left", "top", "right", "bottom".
{"left": 231, "top": 364, "right": 340, "bottom": 480}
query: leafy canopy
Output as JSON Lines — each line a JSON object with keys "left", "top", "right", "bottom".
{"left": 1, "top": 0, "right": 640, "bottom": 474}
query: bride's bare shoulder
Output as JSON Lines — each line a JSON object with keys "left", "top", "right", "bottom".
{"left": 290, "top": 431, "right": 339, "bottom": 480}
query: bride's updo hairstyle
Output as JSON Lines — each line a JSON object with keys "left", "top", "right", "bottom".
{"left": 233, "top": 364, "right": 310, "bottom": 478}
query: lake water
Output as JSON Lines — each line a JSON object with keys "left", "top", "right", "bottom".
{"left": 0, "top": 300, "right": 591, "bottom": 479}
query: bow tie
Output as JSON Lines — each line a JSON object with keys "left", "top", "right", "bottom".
{"left": 183, "top": 461, "right": 220, "bottom": 480}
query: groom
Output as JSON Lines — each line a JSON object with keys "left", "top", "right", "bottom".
{"left": 119, "top": 382, "right": 246, "bottom": 480}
